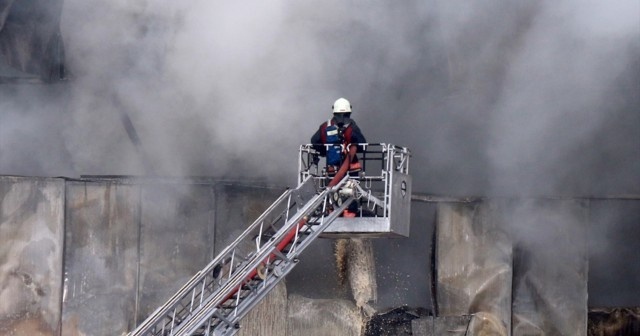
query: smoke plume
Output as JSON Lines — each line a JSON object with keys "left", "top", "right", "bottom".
{"left": 1, "top": 0, "right": 639, "bottom": 313}
{"left": 0, "top": 0, "right": 637, "bottom": 197}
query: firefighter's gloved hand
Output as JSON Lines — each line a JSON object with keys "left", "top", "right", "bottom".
{"left": 312, "top": 154, "right": 320, "bottom": 166}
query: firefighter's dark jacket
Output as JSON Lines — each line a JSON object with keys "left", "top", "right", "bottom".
{"left": 310, "top": 116, "right": 367, "bottom": 156}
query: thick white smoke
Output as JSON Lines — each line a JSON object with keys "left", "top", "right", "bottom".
{"left": 1, "top": 0, "right": 638, "bottom": 194}
{"left": 0, "top": 0, "right": 638, "bottom": 312}
{"left": 487, "top": 0, "right": 640, "bottom": 196}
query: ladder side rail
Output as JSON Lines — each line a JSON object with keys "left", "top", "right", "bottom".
{"left": 171, "top": 178, "right": 342, "bottom": 335}
{"left": 198, "top": 189, "right": 354, "bottom": 336}
{"left": 213, "top": 197, "right": 356, "bottom": 336}
{"left": 154, "top": 265, "right": 232, "bottom": 335}
{"left": 282, "top": 176, "right": 351, "bottom": 242}
{"left": 209, "top": 187, "right": 293, "bottom": 261}
{"left": 174, "top": 190, "right": 303, "bottom": 321}
{"left": 221, "top": 190, "right": 353, "bottom": 324}
{"left": 162, "top": 242, "right": 288, "bottom": 335}
{"left": 174, "top": 226, "right": 308, "bottom": 335}
{"left": 130, "top": 261, "right": 227, "bottom": 335}
{"left": 282, "top": 197, "right": 354, "bottom": 260}
{"left": 129, "top": 188, "right": 292, "bottom": 336}
{"left": 176, "top": 176, "right": 351, "bottom": 335}
{"left": 132, "top": 256, "right": 250, "bottom": 334}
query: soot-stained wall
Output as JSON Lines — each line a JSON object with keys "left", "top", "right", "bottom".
{"left": 136, "top": 183, "right": 216, "bottom": 324}
{"left": 61, "top": 179, "right": 220, "bottom": 334}
{"left": 62, "top": 181, "right": 140, "bottom": 334}
{"left": 0, "top": 175, "right": 637, "bottom": 335}
{"left": 63, "top": 179, "right": 290, "bottom": 335}
{"left": 0, "top": 176, "right": 285, "bottom": 335}
{"left": 436, "top": 199, "right": 589, "bottom": 335}
{"left": 436, "top": 202, "right": 513, "bottom": 334}
{"left": 0, "top": 177, "right": 64, "bottom": 335}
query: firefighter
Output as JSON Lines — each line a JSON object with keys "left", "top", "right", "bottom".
{"left": 311, "top": 97, "right": 367, "bottom": 174}
{"left": 310, "top": 98, "right": 367, "bottom": 217}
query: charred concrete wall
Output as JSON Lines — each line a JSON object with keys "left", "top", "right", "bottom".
{"left": 436, "top": 202, "right": 513, "bottom": 335}
{"left": 62, "top": 180, "right": 140, "bottom": 334}
{"left": 61, "top": 179, "right": 221, "bottom": 334}
{"left": 0, "top": 177, "right": 64, "bottom": 335}
{"left": 0, "top": 175, "right": 636, "bottom": 335}
{"left": 436, "top": 200, "right": 589, "bottom": 336}
{"left": 0, "top": 176, "right": 284, "bottom": 335}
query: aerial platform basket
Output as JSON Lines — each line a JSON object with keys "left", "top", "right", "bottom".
{"left": 299, "top": 143, "right": 412, "bottom": 238}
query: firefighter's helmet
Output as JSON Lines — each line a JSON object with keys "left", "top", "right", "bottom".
{"left": 332, "top": 98, "right": 352, "bottom": 113}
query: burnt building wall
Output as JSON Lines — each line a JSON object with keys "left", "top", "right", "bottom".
{"left": 435, "top": 199, "right": 590, "bottom": 336}
{"left": 0, "top": 176, "right": 285, "bottom": 335}
{"left": 436, "top": 202, "right": 513, "bottom": 335}
{"left": 0, "top": 176, "right": 64, "bottom": 335}
{"left": 62, "top": 181, "right": 141, "bottom": 334}
{"left": 0, "top": 175, "right": 638, "bottom": 335}
{"left": 61, "top": 180, "right": 221, "bottom": 334}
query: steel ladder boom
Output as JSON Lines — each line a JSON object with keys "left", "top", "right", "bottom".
{"left": 128, "top": 175, "right": 354, "bottom": 336}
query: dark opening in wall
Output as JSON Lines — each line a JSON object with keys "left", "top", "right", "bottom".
{"left": 363, "top": 306, "right": 430, "bottom": 336}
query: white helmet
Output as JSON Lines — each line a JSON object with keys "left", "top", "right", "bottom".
{"left": 332, "top": 98, "right": 352, "bottom": 113}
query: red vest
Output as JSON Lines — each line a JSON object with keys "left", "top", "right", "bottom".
{"left": 319, "top": 119, "right": 353, "bottom": 145}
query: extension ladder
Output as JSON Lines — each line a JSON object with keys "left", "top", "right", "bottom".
{"left": 128, "top": 175, "right": 354, "bottom": 336}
